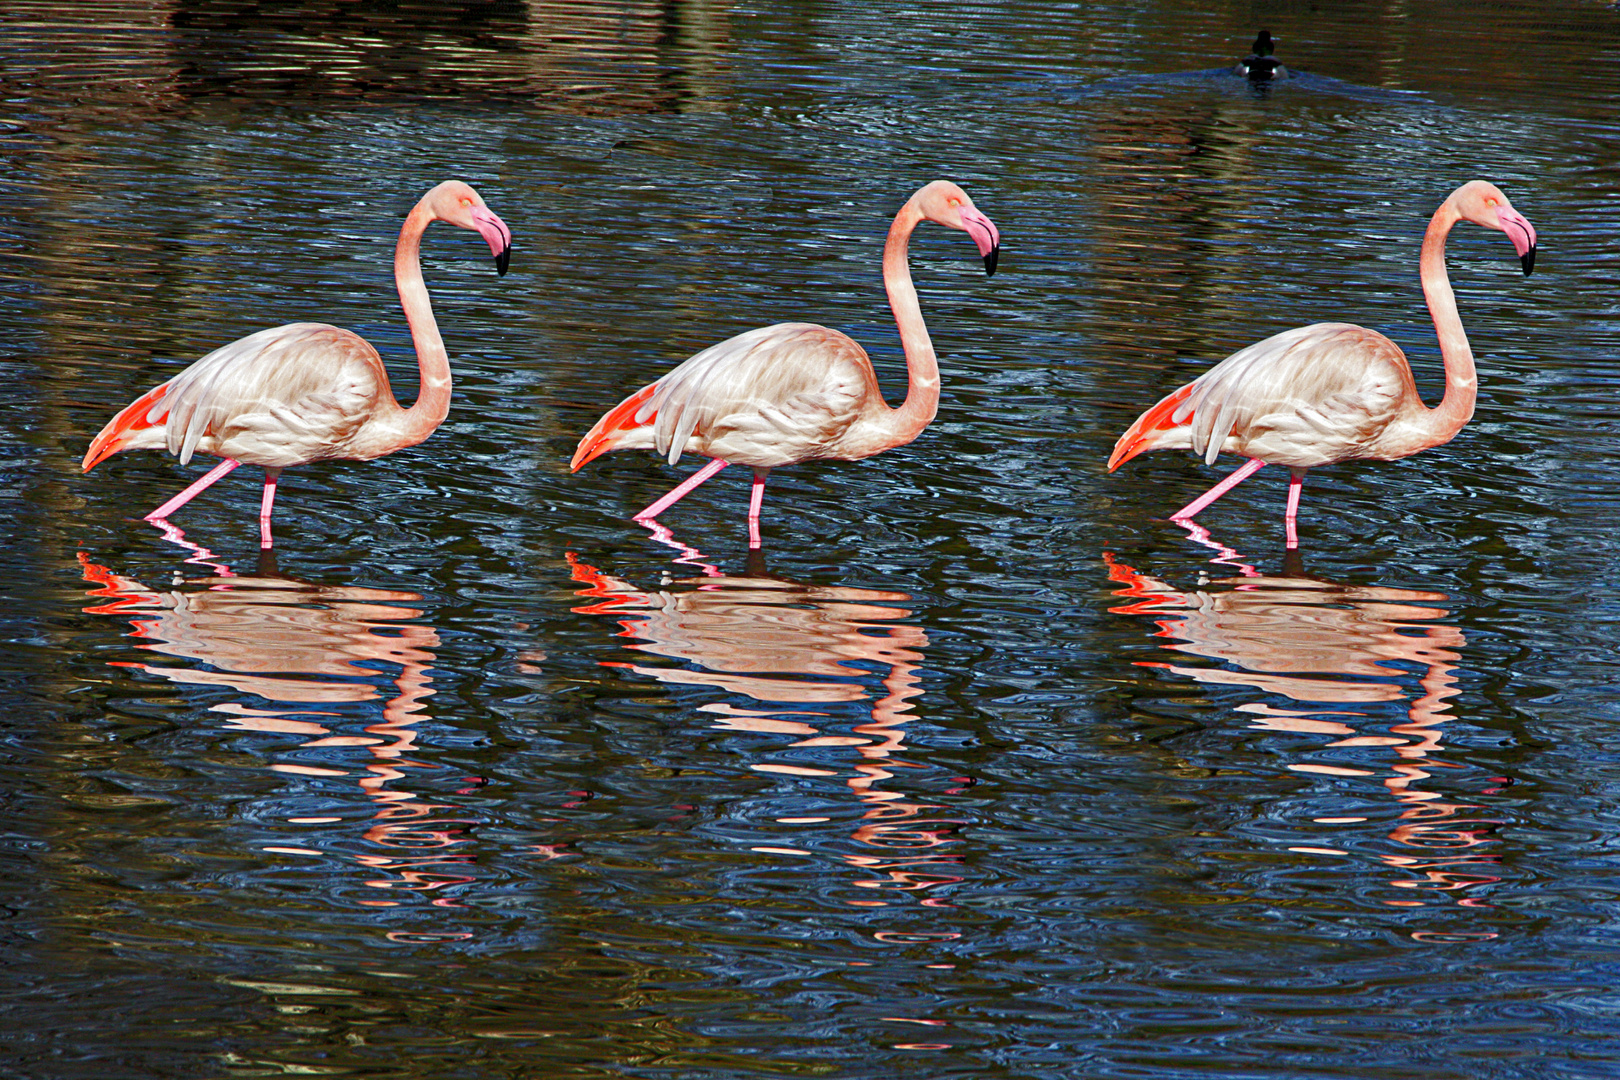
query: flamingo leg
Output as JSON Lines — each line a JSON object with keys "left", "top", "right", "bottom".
{"left": 1170, "top": 457, "right": 1267, "bottom": 521}
{"left": 747, "top": 468, "right": 770, "bottom": 550}
{"left": 146, "top": 517, "right": 237, "bottom": 576}
{"left": 1172, "top": 518, "right": 1261, "bottom": 578}
{"left": 638, "top": 519, "right": 725, "bottom": 577}
{"left": 633, "top": 457, "right": 729, "bottom": 521}
{"left": 145, "top": 458, "right": 241, "bottom": 521}
{"left": 1284, "top": 470, "right": 1304, "bottom": 550}
{"left": 259, "top": 468, "right": 282, "bottom": 549}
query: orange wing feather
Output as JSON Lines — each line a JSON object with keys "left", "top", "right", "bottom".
{"left": 82, "top": 383, "right": 171, "bottom": 472}
{"left": 570, "top": 382, "right": 658, "bottom": 472}
{"left": 1106, "top": 383, "right": 1194, "bottom": 472}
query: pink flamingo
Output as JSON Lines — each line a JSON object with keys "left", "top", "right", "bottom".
{"left": 82, "top": 181, "right": 513, "bottom": 549}
{"left": 1108, "top": 180, "right": 1536, "bottom": 548}
{"left": 570, "top": 180, "right": 1000, "bottom": 548}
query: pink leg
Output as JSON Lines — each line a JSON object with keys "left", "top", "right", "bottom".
{"left": 1172, "top": 518, "right": 1261, "bottom": 578}
{"left": 145, "top": 458, "right": 240, "bottom": 521}
{"left": 639, "top": 519, "right": 724, "bottom": 577}
{"left": 747, "top": 469, "right": 769, "bottom": 549}
{"left": 147, "top": 517, "right": 237, "bottom": 577}
{"left": 634, "top": 457, "right": 729, "bottom": 521}
{"left": 1170, "top": 457, "right": 1266, "bottom": 521}
{"left": 1284, "top": 470, "right": 1303, "bottom": 550}
{"left": 259, "top": 468, "right": 282, "bottom": 549}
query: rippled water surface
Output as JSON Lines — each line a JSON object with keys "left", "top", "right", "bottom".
{"left": 6, "top": 1, "right": 1620, "bottom": 1077}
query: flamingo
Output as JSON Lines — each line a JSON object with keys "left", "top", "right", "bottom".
{"left": 1107, "top": 180, "right": 1537, "bottom": 549}
{"left": 1235, "top": 30, "right": 1286, "bottom": 80}
{"left": 570, "top": 180, "right": 1000, "bottom": 549}
{"left": 82, "top": 180, "right": 513, "bottom": 549}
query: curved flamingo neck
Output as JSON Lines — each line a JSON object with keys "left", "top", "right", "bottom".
{"left": 393, "top": 196, "right": 452, "bottom": 446}
{"left": 1416, "top": 193, "right": 1476, "bottom": 447}
{"left": 878, "top": 196, "right": 940, "bottom": 448}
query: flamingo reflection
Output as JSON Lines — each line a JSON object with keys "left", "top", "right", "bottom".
{"left": 568, "top": 526, "right": 963, "bottom": 904}
{"left": 1105, "top": 528, "right": 1503, "bottom": 915}
{"left": 79, "top": 536, "right": 509, "bottom": 926}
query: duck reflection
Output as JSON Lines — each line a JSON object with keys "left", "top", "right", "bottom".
{"left": 79, "top": 537, "right": 490, "bottom": 918}
{"left": 1105, "top": 527, "right": 1503, "bottom": 911}
{"left": 569, "top": 525, "right": 961, "bottom": 903}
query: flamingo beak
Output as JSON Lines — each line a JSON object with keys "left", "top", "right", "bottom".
{"left": 1497, "top": 205, "right": 1536, "bottom": 276}
{"left": 472, "top": 207, "right": 513, "bottom": 276}
{"left": 960, "top": 206, "right": 1001, "bottom": 277}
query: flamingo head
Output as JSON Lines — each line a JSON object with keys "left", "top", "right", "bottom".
{"left": 915, "top": 180, "right": 1001, "bottom": 276}
{"left": 1455, "top": 180, "right": 1537, "bottom": 276}
{"left": 426, "top": 180, "right": 513, "bottom": 276}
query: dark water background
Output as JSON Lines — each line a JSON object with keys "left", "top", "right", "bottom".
{"left": 5, "top": 1, "right": 1620, "bottom": 1077}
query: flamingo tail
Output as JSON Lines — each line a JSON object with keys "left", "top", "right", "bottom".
{"left": 1106, "top": 383, "right": 1194, "bottom": 472}
{"left": 83, "top": 384, "right": 169, "bottom": 472}
{"left": 570, "top": 383, "right": 658, "bottom": 472}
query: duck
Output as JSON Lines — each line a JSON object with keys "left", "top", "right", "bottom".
{"left": 1235, "top": 30, "right": 1287, "bottom": 81}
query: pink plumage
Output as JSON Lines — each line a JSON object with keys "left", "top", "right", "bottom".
{"left": 1109, "top": 180, "right": 1537, "bottom": 548}
{"left": 83, "top": 181, "right": 513, "bottom": 549}
{"left": 572, "top": 180, "right": 1001, "bottom": 549}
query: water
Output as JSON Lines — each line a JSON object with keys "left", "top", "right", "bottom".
{"left": 5, "top": 1, "right": 1620, "bottom": 1076}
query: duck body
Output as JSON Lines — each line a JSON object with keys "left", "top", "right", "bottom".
{"left": 1234, "top": 30, "right": 1288, "bottom": 80}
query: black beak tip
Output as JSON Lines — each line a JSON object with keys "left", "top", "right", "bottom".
{"left": 495, "top": 245, "right": 512, "bottom": 277}
{"left": 1520, "top": 246, "right": 1535, "bottom": 276}
{"left": 983, "top": 246, "right": 999, "bottom": 277}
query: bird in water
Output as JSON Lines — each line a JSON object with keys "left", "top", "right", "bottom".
{"left": 1107, "top": 180, "right": 1537, "bottom": 548}
{"left": 1235, "top": 30, "right": 1287, "bottom": 80}
{"left": 82, "top": 181, "right": 513, "bottom": 549}
{"left": 571, "top": 180, "right": 1001, "bottom": 549}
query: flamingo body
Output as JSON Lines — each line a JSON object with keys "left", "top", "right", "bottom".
{"left": 1108, "top": 180, "right": 1537, "bottom": 548}
{"left": 572, "top": 180, "right": 1001, "bottom": 548}
{"left": 1110, "top": 323, "right": 1422, "bottom": 471}
{"left": 84, "top": 324, "right": 404, "bottom": 470}
{"left": 83, "top": 181, "right": 513, "bottom": 547}
{"left": 574, "top": 322, "right": 890, "bottom": 472}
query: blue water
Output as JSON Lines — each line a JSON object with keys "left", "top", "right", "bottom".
{"left": 5, "top": 1, "right": 1620, "bottom": 1077}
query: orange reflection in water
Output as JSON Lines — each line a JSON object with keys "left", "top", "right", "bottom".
{"left": 569, "top": 526, "right": 962, "bottom": 905}
{"left": 1105, "top": 527, "right": 1503, "bottom": 919}
{"left": 79, "top": 536, "right": 498, "bottom": 920}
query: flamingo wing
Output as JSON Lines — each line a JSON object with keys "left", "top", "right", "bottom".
{"left": 576, "top": 323, "right": 878, "bottom": 471}
{"left": 85, "top": 323, "right": 389, "bottom": 471}
{"left": 1111, "top": 323, "right": 1416, "bottom": 471}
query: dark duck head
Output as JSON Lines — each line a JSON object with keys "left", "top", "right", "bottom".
{"left": 1236, "top": 30, "right": 1287, "bottom": 80}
